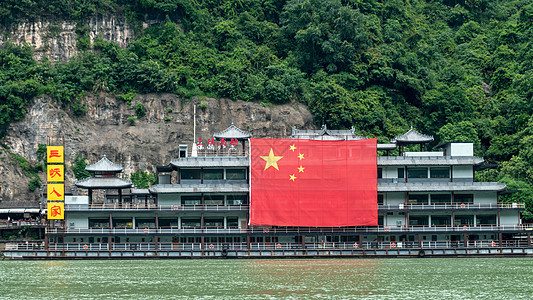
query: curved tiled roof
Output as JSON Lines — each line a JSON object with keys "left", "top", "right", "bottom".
{"left": 75, "top": 177, "right": 133, "bottom": 189}
{"left": 213, "top": 123, "right": 252, "bottom": 139}
{"left": 85, "top": 155, "right": 124, "bottom": 172}
{"left": 290, "top": 125, "right": 367, "bottom": 140}
{"left": 391, "top": 127, "right": 434, "bottom": 144}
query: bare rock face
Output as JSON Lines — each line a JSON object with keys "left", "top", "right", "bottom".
{"left": 0, "top": 14, "right": 140, "bottom": 62}
{"left": 0, "top": 93, "right": 315, "bottom": 206}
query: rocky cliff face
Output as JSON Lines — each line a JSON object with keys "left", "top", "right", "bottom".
{"left": 0, "top": 13, "right": 146, "bottom": 62}
{"left": 0, "top": 93, "right": 315, "bottom": 207}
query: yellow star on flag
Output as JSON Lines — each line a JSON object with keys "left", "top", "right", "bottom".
{"left": 289, "top": 144, "right": 296, "bottom": 152}
{"left": 260, "top": 148, "right": 283, "bottom": 170}
{"left": 289, "top": 174, "right": 297, "bottom": 181}
{"left": 298, "top": 153, "right": 305, "bottom": 160}
{"left": 298, "top": 166, "right": 305, "bottom": 173}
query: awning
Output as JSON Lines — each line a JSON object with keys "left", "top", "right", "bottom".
{"left": 0, "top": 208, "right": 41, "bottom": 214}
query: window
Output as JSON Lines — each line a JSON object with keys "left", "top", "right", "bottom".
{"left": 430, "top": 167, "right": 450, "bottom": 178}
{"left": 407, "top": 167, "right": 428, "bottom": 178}
{"left": 455, "top": 215, "right": 474, "bottom": 226}
{"left": 377, "top": 194, "right": 384, "bottom": 205}
{"left": 226, "top": 169, "right": 246, "bottom": 180}
{"left": 181, "top": 196, "right": 201, "bottom": 205}
{"left": 227, "top": 194, "right": 248, "bottom": 205}
{"left": 113, "top": 219, "right": 133, "bottom": 229}
{"left": 89, "top": 219, "right": 109, "bottom": 228}
{"left": 181, "top": 169, "right": 201, "bottom": 180}
{"left": 455, "top": 194, "right": 474, "bottom": 204}
{"left": 204, "top": 218, "right": 224, "bottom": 228}
{"left": 205, "top": 195, "right": 224, "bottom": 205}
{"left": 227, "top": 217, "right": 239, "bottom": 228}
{"left": 397, "top": 168, "right": 404, "bottom": 178}
{"left": 181, "top": 218, "right": 201, "bottom": 228}
{"left": 159, "top": 219, "right": 178, "bottom": 228}
{"left": 408, "top": 194, "right": 429, "bottom": 205}
{"left": 377, "top": 168, "right": 382, "bottom": 179}
{"left": 431, "top": 215, "right": 451, "bottom": 226}
{"left": 477, "top": 215, "right": 497, "bottom": 225}
{"left": 431, "top": 194, "right": 451, "bottom": 204}
{"left": 136, "top": 218, "right": 156, "bottom": 228}
{"left": 204, "top": 169, "right": 223, "bottom": 180}
{"left": 409, "top": 215, "right": 429, "bottom": 226}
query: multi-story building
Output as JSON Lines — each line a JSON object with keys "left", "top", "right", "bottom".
{"left": 33, "top": 125, "right": 531, "bottom": 257}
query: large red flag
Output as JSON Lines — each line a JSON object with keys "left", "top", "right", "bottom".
{"left": 250, "top": 138, "right": 377, "bottom": 227}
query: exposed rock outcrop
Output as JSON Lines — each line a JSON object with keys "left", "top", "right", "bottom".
{"left": 0, "top": 93, "right": 315, "bottom": 207}
{"left": 0, "top": 14, "right": 143, "bottom": 62}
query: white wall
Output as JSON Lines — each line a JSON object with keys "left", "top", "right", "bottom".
{"left": 65, "top": 195, "right": 89, "bottom": 205}
{"left": 474, "top": 191, "right": 497, "bottom": 204}
{"left": 500, "top": 211, "right": 520, "bottom": 226}
{"left": 385, "top": 192, "right": 404, "bottom": 205}
{"left": 66, "top": 215, "right": 88, "bottom": 228}
{"left": 448, "top": 143, "right": 474, "bottom": 156}
{"left": 382, "top": 167, "right": 398, "bottom": 179}
{"left": 453, "top": 165, "right": 473, "bottom": 179}
{"left": 384, "top": 213, "right": 405, "bottom": 227}
{"left": 158, "top": 193, "right": 180, "bottom": 206}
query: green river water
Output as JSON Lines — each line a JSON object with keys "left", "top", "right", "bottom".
{"left": 0, "top": 258, "right": 531, "bottom": 299}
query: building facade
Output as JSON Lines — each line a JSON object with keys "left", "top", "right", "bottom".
{"left": 41, "top": 125, "right": 529, "bottom": 255}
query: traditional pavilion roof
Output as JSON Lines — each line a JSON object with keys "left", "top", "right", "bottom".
{"left": 290, "top": 125, "right": 367, "bottom": 140}
{"left": 75, "top": 177, "right": 133, "bottom": 189}
{"left": 213, "top": 123, "right": 252, "bottom": 140}
{"left": 391, "top": 127, "right": 434, "bottom": 144}
{"left": 85, "top": 155, "right": 124, "bottom": 173}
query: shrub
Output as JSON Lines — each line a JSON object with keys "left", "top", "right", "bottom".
{"left": 135, "top": 101, "right": 146, "bottom": 118}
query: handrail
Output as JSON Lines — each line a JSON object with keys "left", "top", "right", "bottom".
{"left": 6, "top": 239, "right": 531, "bottom": 251}
{"left": 378, "top": 202, "right": 524, "bottom": 210}
{"left": 65, "top": 204, "right": 249, "bottom": 211}
{"left": 46, "top": 224, "right": 533, "bottom": 234}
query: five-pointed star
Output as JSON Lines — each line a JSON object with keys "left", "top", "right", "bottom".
{"left": 298, "top": 166, "right": 305, "bottom": 173}
{"left": 298, "top": 153, "right": 305, "bottom": 160}
{"left": 289, "top": 174, "right": 297, "bottom": 181}
{"left": 289, "top": 144, "right": 296, "bottom": 152}
{"left": 260, "top": 148, "right": 283, "bottom": 170}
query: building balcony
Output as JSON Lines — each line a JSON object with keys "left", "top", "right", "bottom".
{"left": 378, "top": 156, "right": 484, "bottom": 166}
{"left": 378, "top": 181, "right": 507, "bottom": 192}
{"left": 378, "top": 202, "right": 524, "bottom": 211}
{"left": 149, "top": 183, "right": 249, "bottom": 194}
{"left": 46, "top": 224, "right": 533, "bottom": 235}
{"left": 65, "top": 203, "right": 249, "bottom": 212}
{"left": 8, "top": 239, "right": 531, "bottom": 252}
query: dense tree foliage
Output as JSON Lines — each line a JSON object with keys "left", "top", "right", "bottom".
{"left": 1, "top": 0, "right": 533, "bottom": 217}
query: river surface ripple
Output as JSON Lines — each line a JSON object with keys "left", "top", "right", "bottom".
{"left": 0, "top": 258, "right": 532, "bottom": 299}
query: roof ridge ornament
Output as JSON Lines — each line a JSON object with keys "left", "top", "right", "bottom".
{"left": 391, "top": 127, "right": 434, "bottom": 144}
{"left": 85, "top": 155, "right": 124, "bottom": 172}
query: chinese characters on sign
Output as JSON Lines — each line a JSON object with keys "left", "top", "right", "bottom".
{"left": 47, "top": 145, "right": 65, "bottom": 220}
{"left": 197, "top": 138, "right": 240, "bottom": 152}
{"left": 196, "top": 138, "right": 239, "bottom": 151}
{"left": 47, "top": 183, "right": 64, "bottom": 201}
{"left": 47, "top": 165, "right": 64, "bottom": 182}
{"left": 47, "top": 202, "right": 64, "bottom": 220}
{"left": 47, "top": 146, "right": 64, "bottom": 163}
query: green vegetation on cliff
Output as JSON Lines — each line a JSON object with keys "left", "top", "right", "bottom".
{"left": 0, "top": 0, "right": 532, "bottom": 217}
